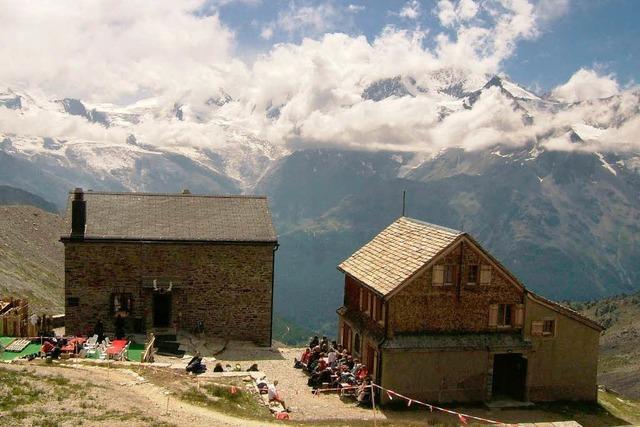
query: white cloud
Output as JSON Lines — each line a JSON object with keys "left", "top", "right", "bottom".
{"left": 399, "top": 0, "right": 421, "bottom": 20}
{"left": 552, "top": 69, "right": 620, "bottom": 103}
{"left": 273, "top": 2, "right": 340, "bottom": 37}
{"left": 260, "top": 25, "right": 274, "bottom": 40}
{"left": 2, "top": 0, "right": 637, "bottom": 159}
{"left": 347, "top": 4, "right": 365, "bottom": 13}
{"left": 436, "top": 0, "right": 478, "bottom": 27}
{"left": 0, "top": 0, "right": 244, "bottom": 103}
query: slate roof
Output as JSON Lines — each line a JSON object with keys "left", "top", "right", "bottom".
{"left": 338, "top": 217, "right": 462, "bottom": 296}
{"left": 381, "top": 333, "right": 532, "bottom": 351}
{"left": 62, "top": 191, "right": 277, "bottom": 243}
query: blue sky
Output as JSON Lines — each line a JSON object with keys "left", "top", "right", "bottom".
{"left": 213, "top": 0, "right": 639, "bottom": 92}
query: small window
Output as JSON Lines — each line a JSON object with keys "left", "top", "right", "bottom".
{"left": 443, "top": 265, "right": 454, "bottom": 286}
{"left": 467, "top": 265, "right": 478, "bottom": 285}
{"left": 67, "top": 297, "right": 79, "bottom": 307}
{"left": 543, "top": 319, "right": 556, "bottom": 336}
{"left": 497, "top": 304, "right": 512, "bottom": 327}
{"left": 354, "top": 333, "right": 361, "bottom": 355}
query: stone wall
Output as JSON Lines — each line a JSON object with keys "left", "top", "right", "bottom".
{"left": 64, "top": 242, "right": 275, "bottom": 346}
{"left": 388, "top": 240, "right": 524, "bottom": 336}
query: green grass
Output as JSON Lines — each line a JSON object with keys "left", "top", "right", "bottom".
{"left": 180, "top": 382, "right": 272, "bottom": 420}
{"left": 0, "top": 368, "right": 42, "bottom": 411}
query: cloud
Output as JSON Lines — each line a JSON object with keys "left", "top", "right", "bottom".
{"left": 347, "top": 4, "right": 365, "bottom": 13}
{"left": 436, "top": 0, "right": 479, "bottom": 27}
{"left": 260, "top": 25, "right": 274, "bottom": 40}
{"left": 0, "top": 0, "right": 245, "bottom": 103}
{"left": 2, "top": 0, "right": 638, "bottom": 160}
{"left": 551, "top": 69, "right": 620, "bottom": 103}
{"left": 270, "top": 1, "right": 341, "bottom": 39}
{"left": 399, "top": 0, "right": 421, "bottom": 20}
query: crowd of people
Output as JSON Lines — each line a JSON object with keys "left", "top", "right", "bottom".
{"left": 294, "top": 335, "right": 372, "bottom": 407}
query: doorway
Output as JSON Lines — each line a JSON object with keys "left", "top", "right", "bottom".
{"left": 492, "top": 353, "right": 527, "bottom": 401}
{"left": 153, "top": 293, "right": 172, "bottom": 328}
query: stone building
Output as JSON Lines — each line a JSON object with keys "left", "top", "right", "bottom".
{"left": 61, "top": 189, "right": 278, "bottom": 346}
{"left": 337, "top": 216, "right": 602, "bottom": 403}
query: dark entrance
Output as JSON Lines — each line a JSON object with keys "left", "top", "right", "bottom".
{"left": 492, "top": 353, "right": 527, "bottom": 400}
{"left": 152, "top": 293, "right": 172, "bottom": 327}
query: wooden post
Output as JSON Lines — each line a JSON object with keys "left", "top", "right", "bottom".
{"left": 371, "top": 384, "right": 377, "bottom": 427}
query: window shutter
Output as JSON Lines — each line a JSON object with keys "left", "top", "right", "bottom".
{"left": 531, "top": 320, "right": 543, "bottom": 336}
{"left": 480, "top": 265, "right": 492, "bottom": 285}
{"left": 514, "top": 304, "right": 524, "bottom": 328}
{"left": 359, "top": 288, "right": 364, "bottom": 311}
{"left": 433, "top": 265, "right": 444, "bottom": 286}
{"left": 489, "top": 304, "right": 498, "bottom": 328}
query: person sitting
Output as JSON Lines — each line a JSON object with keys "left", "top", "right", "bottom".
{"left": 356, "top": 377, "right": 372, "bottom": 407}
{"left": 256, "top": 378, "right": 269, "bottom": 394}
{"left": 49, "top": 341, "right": 62, "bottom": 360}
{"left": 355, "top": 364, "right": 369, "bottom": 381}
{"left": 268, "top": 380, "right": 290, "bottom": 412}
{"left": 309, "top": 336, "right": 319, "bottom": 349}
{"left": 213, "top": 362, "right": 224, "bottom": 372}
{"left": 41, "top": 340, "right": 55, "bottom": 357}
{"left": 345, "top": 355, "right": 355, "bottom": 370}
{"left": 185, "top": 352, "right": 206, "bottom": 374}
{"left": 327, "top": 348, "right": 337, "bottom": 367}
{"left": 300, "top": 348, "right": 311, "bottom": 365}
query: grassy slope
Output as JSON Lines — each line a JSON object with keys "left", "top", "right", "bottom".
{"left": 0, "top": 205, "right": 64, "bottom": 313}
{"left": 568, "top": 292, "right": 640, "bottom": 400}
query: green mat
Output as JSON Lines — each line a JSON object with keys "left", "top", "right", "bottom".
{"left": 127, "top": 343, "right": 145, "bottom": 362}
{"left": 1, "top": 341, "right": 41, "bottom": 361}
{"left": 0, "top": 337, "right": 14, "bottom": 347}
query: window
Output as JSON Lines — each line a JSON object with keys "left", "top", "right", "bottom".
{"left": 66, "top": 297, "right": 79, "bottom": 307}
{"left": 443, "top": 265, "right": 454, "bottom": 286}
{"left": 531, "top": 320, "right": 543, "bottom": 336}
{"left": 467, "top": 265, "right": 478, "bottom": 285}
{"left": 497, "top": 304, "right": 512, "bottom": 327}
{"left": 480, "top": 264, "right": 492, "bottom": 285}
{"left": 111, "top": 292, "right": 133, "bottom": 315}
{"left": 543, "top": 320, "right": 556, "bottom": 336}
{"left": 354, "top": 333, "right": 361, "bottom": 355}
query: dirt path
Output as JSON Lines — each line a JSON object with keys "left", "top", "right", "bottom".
{"left": 1, "top": 362, "right": 276, "bottom": 427}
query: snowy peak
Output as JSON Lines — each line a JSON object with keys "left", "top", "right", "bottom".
{"left": 484, "top": 76, "right": 541, "bottom": 101}
{"left": 362, "top": 76, "right": 417, "bottom": 101}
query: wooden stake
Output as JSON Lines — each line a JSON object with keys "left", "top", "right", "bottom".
{"left": 371, "top": 384, "right": 377, "bottom": 427}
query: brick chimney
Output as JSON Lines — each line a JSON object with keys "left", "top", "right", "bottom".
{"left": 71, "top": 187, "right": 86, "bottom": 239}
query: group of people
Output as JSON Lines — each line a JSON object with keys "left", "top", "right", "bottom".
{"left": 295, "top": 335, "right": 372, "bottom": 407}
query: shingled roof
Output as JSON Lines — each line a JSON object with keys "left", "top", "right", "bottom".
{"left": 61, "top": 190, "right": 277, "bottom": 243}
{"left": 338, "top": 217, "right": 462, "bottom": 296}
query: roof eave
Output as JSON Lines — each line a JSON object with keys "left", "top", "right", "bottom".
{"left": 60, "top": 237, "right": 278, "bottom": 245}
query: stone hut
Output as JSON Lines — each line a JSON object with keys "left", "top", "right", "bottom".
{"left": 61, "top": 189, "right": 278, "bottom": 346}
{"left": 337, "top": 216, "right": 603, "bottom": 403}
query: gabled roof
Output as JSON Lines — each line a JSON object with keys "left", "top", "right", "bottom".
{"left": 338, "top": 217, "right": 463, "bottom": 296}
{"left": 61, "top": 191, "right": 277, "bottom": 243}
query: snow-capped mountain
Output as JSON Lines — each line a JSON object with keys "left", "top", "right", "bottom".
{"left": 1, "top": 73, "right": 640, "bottom": 331}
